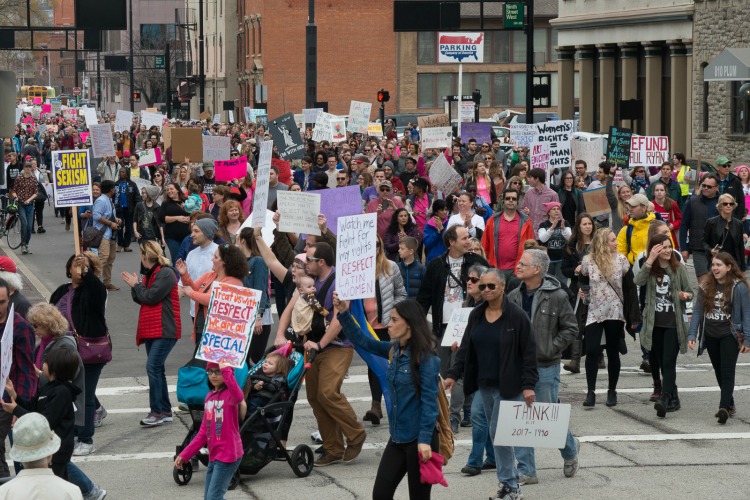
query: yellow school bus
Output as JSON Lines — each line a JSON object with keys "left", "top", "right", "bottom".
{"left": 20, "top": 86, "right": 56, "bottom": 100}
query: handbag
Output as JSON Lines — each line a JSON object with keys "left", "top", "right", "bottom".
{"left": 75, "top": 330, "right": 113, "bottom": 364}
{"left": 35, "top": 181, "right": 48, "bottom": 202}
{"left": 81, "top": 217, "right": 104, "bottom": 248}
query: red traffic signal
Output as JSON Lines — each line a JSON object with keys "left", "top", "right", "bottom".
{"left": 377, "top": 89, "right": 390, "bottom": 103}
{"left": 133, "top": 91, "right": 141, "bottom": 102}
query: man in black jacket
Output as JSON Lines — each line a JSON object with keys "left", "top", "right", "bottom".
{"left": 417, "top": 225, "right": 489, "bottom": 375}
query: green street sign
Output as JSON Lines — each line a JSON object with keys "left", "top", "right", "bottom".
{"left": 504, "top": 2, "right": 524, "bottom": 29}
{"left": 154, "top": 55, "right": 165, "bottom": 69}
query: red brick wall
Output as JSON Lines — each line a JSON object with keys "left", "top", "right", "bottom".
{"left": 243, "top": 0, "right": 397, "bottom": 117}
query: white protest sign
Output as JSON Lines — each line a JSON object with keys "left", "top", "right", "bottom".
{"left": 51, "top": 101, "right": 62, "bottom": 115}
{"left": 81, "top": 107, "right": 98, "bottom": 129}
{"left": 228, "top": 110, "right": 234, "bottom": 124}
{"left": 240, "top": 209, "right": 275, "bottom": 246}
{"left": 141, "top": 111, "right": 165, "bottom": 131}
{"left": 251, "top": 140, "right": 273, "bottom": 227}
{"left": 277, "top": 191, "right": 321, "bottom": 236}
{"left": 429, "top": 153, "right": 463, "bottom": 195}
{"left": 0, "top": 304, "right": 13, "bottom": 399}
{"left": 440, "top": 307, "right": 473, "bottom": 347}
{"left": 530, "top": 142, "right": 551, "bottom": 186}
{"left": 137, "top": 148, "right": 161, "bottom": 167}
{"left": 37, "top": 124, "right": 47, "bottom": 135}
{"left": 630, "top": 135, "right": 670, "bottom": 167}
{"left": 510, "top": 123, "right": 537, "bottom": 148}
{"left": 202, "top": 135, "right": 231, "bottom": 162}
{"left": 303, "top": 108, "right": 323, "bottom": 124}
{"left": 15, "top": 108, "right": 23, "bottom": 124}
{"left": 459, "top": 101, "right": 474, "bottom": 123}
{"left": 294, "top": 114, "right": 306, "bottom": 130}
{"left": 212, "top": 114, "right": 221, "bottom": 125}
{"left": 89, "top": 123, "right": 116, "bottom": 157}
{"left": 532, "top": 120, "right": 576, "bottom": 169}
{"left": 330, "top": 117, "right": 347, "bottom": 143}
{"left": 336, "top": 213, "right": 377, "bottom": 300}
{"left": 421, "top": 126, "right": 453, "bottom": 150}
{"left": 571, "top": 138, "right": 604, "bottom": 173}
{"left": 347, "top": 101, "right": 372, "bottom": 134}
{"left": 114, "top": 110, "right": 134, "bottom": 133}
{"left": 494, "top": 401, "right": 572, "bottom": 449}
{"left": 312, "top": 112, "right": 334, "bottom": 143}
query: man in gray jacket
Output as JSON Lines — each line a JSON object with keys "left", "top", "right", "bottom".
{"left": 97, "top": 155, "right": 120, "bottom": 182}
{"left": 507, "top": 248, "right": 579, "bottom": 485}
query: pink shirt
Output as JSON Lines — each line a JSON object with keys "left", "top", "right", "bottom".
{"left": 179, "top": 367, "right": 245, "bottom": 463}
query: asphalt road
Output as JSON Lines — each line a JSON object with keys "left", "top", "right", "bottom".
{"left": 5, "top": 208, "right": 750, "bottom": 499}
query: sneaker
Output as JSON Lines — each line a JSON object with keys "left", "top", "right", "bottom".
{"left": 21, "top": 245, "right": 28, "bottom": 255}
{"left": 493, "top": 483, "right": 523, "bottom": 499}
{"left": 177, "top": 402, "right": 189, "bottom": 412}
{"left": 94, "top": 406, "right": 107, "bottom": 428}
{"left": 73, "top": 441, "right": 96, "bottom": 456}
{"left": 450, "top": 417, "right": 459, "bottom": 434}
{"left": 563, "top": 438, "right": 580, "bottom": 478}
{"left": 482, "top": 462, "right": 496, "bottom": 470}
{"left": 517, "top": 473, "right": 538, "bottom": 485}
{"left": 343, "top": 439, "right": 364, "bottom": 463}
{"left": 461, "top": 465, "right": 481, "bottom": 476}
{"left": 314, "top": 452, "right": 343, "bottom": 467}
{"left": 83, "top": 485, "right": 106, "bottom": 500}
{"left": 140, "top": 412, "right": 165, "bottom": 426}
{"left": 160, "top": 411, "right": 174, "bottom": 423}
{"left": 37, "top": 227, "right": 46, "bottom": 234}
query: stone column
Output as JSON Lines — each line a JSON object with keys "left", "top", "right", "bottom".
{"left": 577, "top": 46, "right": 596, "bottom": 133}
{"left": 644, "top": 44, "right": 663, "bottom": 136}
{"left": 669, "top": 41, "right": 688, "bottom": 156}
{"left": 684, "top": 40, "right": 693, "bottom": 156}
{"left": 557, "top": 46, "right": 576, "bottom": 120}
{"left": 619, "top": 43, "right": 639, "bottom": 129}
{"left": 598, "top": 44, "right": 616, "bottom": 133}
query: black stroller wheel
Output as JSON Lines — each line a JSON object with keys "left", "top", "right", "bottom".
{"left": 228, "top": 469, "right": 241, "bottom": 490}
{"left": 290, "top": 444, "right": 314, "bottom": 478}
{"left": 173, "top": 460, "right": 193, "bottom": 485}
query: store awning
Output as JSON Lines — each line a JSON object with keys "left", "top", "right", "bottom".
{"left": 704, "top": 48, "right": 750, "bottom": 81}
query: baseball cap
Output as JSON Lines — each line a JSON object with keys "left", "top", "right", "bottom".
{"left": 626, "top": 193, "right": 650, "bottom": 207}
{"left": 717, "top": 156, "right": 731, "bottom": 166}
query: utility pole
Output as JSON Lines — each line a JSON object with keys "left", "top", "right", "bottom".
{"left": 525, "top": 0, "right": 534, "bottom": 123}
{"left": 305, "top": 0, "right": 316, "bottom": 109}
{"left": 129, "top": 0, "right": 135, "bottom": 111}
{"left": 165, "top": 43, "right": 171, "bottom": 118}
{"left": 199, "top": 0, "right": 205, "bottom": 112}
{"left": 96, "top": 33, "right": 101, "bottom": 109}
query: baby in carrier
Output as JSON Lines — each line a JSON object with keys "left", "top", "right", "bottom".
{"left": 291, "top": 276, "right": 329, "bottom": 342}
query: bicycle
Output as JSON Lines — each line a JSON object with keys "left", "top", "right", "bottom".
{"left": 0, "top": 196, "right": 25, "bottom": 250}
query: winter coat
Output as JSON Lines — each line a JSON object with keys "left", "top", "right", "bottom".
{"left": 616, "top": 212, "right": 657, "bottom": 264}
{"left": 703, "top": 215, "right": 746, "bottom": 271}
{"left": 50, "top": 270, "right": 108, "bottom": 339}
{"left": 383, "top": 225, "right": 421, "bottom": 262}
{"left": 132, "top": 264, "right": 181, "bottom": 345}
{"left": 680, "top": 194, "right": 719, "bottom": 252}
{"left": 376, "top": 261, "right": 407, "bottom": 326}
{"left": 423, "top": 217, "right": 447, "bottom": 264}
{"left": 398, "top": 259, "right": 426, "bottom": 300}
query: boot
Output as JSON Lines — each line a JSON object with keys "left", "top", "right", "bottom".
{"left": 649, "top": 379, "right": 662, "bottom": 402}
{"left": 598, "top": 353, "right": 606, "bottom": 369}
{"left": 667, "top": 389, "right": 681, "bottom": 412}
{"left": 606, "top": 390, "right": 617, "bottom": 407}
{"left": 563, "top": 341, "right": 582, "bottom": 373}
{"left": 654, "top": 392, "right": 669, "bottom": 418}
{"left": 363, "top": 401, "right": 382, "bottom": 426}
{"left": 583, "top": 391, "right": 596, "bottom": 407}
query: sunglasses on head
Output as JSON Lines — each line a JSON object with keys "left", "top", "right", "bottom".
{"left": 478, "top": 283, "right": 499, "bottom": 291}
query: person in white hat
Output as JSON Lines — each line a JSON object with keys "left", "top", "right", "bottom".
{"left": 0, "top": 413, "right": 82, "bottom": 499}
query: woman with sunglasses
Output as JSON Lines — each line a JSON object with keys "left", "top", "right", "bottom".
{"left": 622, "top": 166, "right": 651, "bottom": 196}
{"left": 150, "top": 168, "right": 169, "bottom": 205}
{"left": 703, "top": 193, "right": 746, "bottom": 271}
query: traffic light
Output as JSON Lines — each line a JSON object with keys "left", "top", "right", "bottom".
{"left": 377, "top": 89, "right": 390, "bottom": 103}
{"left": 133, "top": 91, "right": 141, "bottom": 103}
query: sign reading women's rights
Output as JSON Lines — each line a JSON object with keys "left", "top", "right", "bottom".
{"left": 197, "top": 282, "right": 261, "bottom": 368}
{"left": 51, "top": 149, "right": 93, "bottom": 207}
{"left": 495, "top": 401, "right": 571, "bottom": 449}
{"left": 336, "top": 213, "right": 377, "bottom": 300}
{"left": 277, "top": 191, "right": 321, "bottom": 235}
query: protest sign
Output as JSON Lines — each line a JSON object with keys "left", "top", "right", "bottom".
{"left": 256, "top": 115, "right": 268, "bottom": 127}
{"left": 317, "top": 185, "right": 364, "bottom": 235}
{"left": 0, "top": 304, "right": 13, "bottom": 400}
{"left": 240, "top": 209, "right": 275, "bottom": 246}
{"left": 37, "top": 124, "right": 47, "bottom": 136}
{"left": 243, "top": 107, "right": 252, "bottom": 122}
{"left": 81, "top": 107, "right": 98, "bottom": 129}
{"left": 79, "top": 132, "right": 90, "bottom": 144}
{"left": 51, "top": 149, "right": 93, "bottom": 207}
{"left": 32, "top": 97, "right": 42, "bottom": 105}
{"left": 510, "top": 123, "right": 537, "bottom": 148}
{"left": 533, "top": 120, "right": 575, "bottom": 169}
{"left": 312, "top": 111, "right": 334, "bottom": 143}
{"left": 171, "top": 128, "right": 203, "bottom": 162}
{"left": 228, "top": 110, "right": 234, "bottom": 123}
{"left": 530, "top": 142, "right": 551, "bottom": 186}
{"left": 277, "top": 191, "right": 321, "bottom": 235}
{"left": 418, "top": 114, "right": 450, "bottom": 129}
{"left": 347, "top": 101, "right": 372, "bottom": 134}
{"left": 303, "top": 108, "right": 323, "bottom": 124}
{"left": 114, "top": 110, "right": 134, "bottom": 133}
{"left": 161, "top": 125, "right": 172, "bottom": 149}
{"left": 367, "top": 123, "right": 383, "bottom": 137}
{"left": 459, "top": 101, "right": 475, "bottom": 122}
{"left": 494, "top": 401, "right": 571, "bottom": 449}
{"left": 199, "top": 111, "right": 211, "bottom": 121}
{"left": 214, "top": 156, "right": 248, "bottom": 182}
{"left": 421, "top": 126, "right": 453, "bottom": 150}
{"left": 336, "top": 213, "right": 377, "bottom": 300}
{"left": 42, "top": 103, "right": 51, "bottom": 114}
{"left": 51, "top": 101, "right": 62, "bottom": 115}
{"left": 212, "top": 114, "right": 221, "bottom": 125}
{"left": 607, "top": 126, "right": 632, "bottom": 169}
{"left": 293, "top": 114, "right": 305, "bottom": 130}
{"left": 330, "top": 118, "right": 347, "bottom": 142}
{"left": 571, "top": 138, "right": 604, "bottom": 173}
{"left": 131, "top": 177, "right": 151, "bottom": 193}
{"left": 582, "top": 186, "right": 611, "bottom": 217}
{"left": 196, "top": 282, "right": 261, "bottom": 368}
{"left": 202, "top": 135, "right": 231, "bottom": 162}
{"left": 141, "top": 111, "right": 165, "bottom": 131}
{"left": 429, "top": 153, "right": 463, "bottom": 194}
{"left": 137, "top": 148, "right": 162, "bottom": 167}
{"left": 252, "top": 141, "right": 273, "bottom": 227}
{"left": 89, "top": 123, "right": 116, "bottom": 157}
{"left": 269, "top": 113, "right": 305, "bottom": 160}
{"left": 15, "top": 108, "right": 23, "bottom": 124}
{"left": 63, "top": 108, "right": 78, "bottom": 122}
{"left": 630, "top": 135, "right": 669, "bottom": 167}
{"left": 461, "top": 122, "right": 492, "bottom": 144}
{"left": 440, "top": 307, "right": 473, "bottom": 347}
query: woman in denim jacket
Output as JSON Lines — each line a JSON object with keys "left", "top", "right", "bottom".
{"left": 333, "top": 294, "right": 441, "bottom": 500}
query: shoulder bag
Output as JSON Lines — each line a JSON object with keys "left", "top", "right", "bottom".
{"left": 74, "top": 329, "right": 113, "bottom": 365}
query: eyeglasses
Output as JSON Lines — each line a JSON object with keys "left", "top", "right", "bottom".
{"left": 482, "top": 144, "right": 490, "bottom": 148}
{"left": 511, "top": 181, "right": 521, "bottom": 185}
{"left": 467, "top": 277, "right": 480, "bottom": 284}
{"left": 720, "top": 202, "right": 736, "bottom": 207}
{"left": 516, "top": 262, "right": 534, "bottom": 268}
{"left": 306, "top": 256, "right": 321, "bottom": 263}
{"left": 206, "top": 369, "right": 222, "bottom": 376}
{"left": 701, "top": 184, "right": 717, "bottom": 189}
{"left": 504, "top": 197, "right": 518, "bottom": 201}
{"left": 478, "top": 283, "right": 499, "bottom": 291}
{"left": 379, "top": 187, "right": 391, "bottom": 192}
{"left": 365, "top": 149, "right": 372, "bottom": 152}
{"left": 337, "top": 177, "right": 347, "bottom": 181}
{"left": 231, "top": 153, "right": 240, "bottom": 156}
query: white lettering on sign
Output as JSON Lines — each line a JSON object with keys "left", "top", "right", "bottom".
{"left": 715, "top": 65, "right": 738, "bottom": 78}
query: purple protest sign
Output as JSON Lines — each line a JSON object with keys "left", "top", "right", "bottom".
{"left": 316, "top": 185, "right": 364, "bottom": 234}
{"left": 460, "top": 122, "right": 492, "bottom": 144}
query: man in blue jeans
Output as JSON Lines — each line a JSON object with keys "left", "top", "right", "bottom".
{"left": 508, "top": 249, "right": 580, "bottom": 484}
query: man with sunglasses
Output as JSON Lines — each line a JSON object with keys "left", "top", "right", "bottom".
{"left": 481, "top": 188, "right": 535, "bottom": 279}
{"left": 714, "top": 156, "right": 744, "bottom": 220}
{"left": 679, "top": 173, "right": 721, "bottom": 280}
{"left": 335, "top": 171, "right": 351, "bottom": 188}
{"left": 365, "top": 180, "right": 404, "bottom": 239}
{"left": 508, "top": 249, "right": 579, "bottom": 484}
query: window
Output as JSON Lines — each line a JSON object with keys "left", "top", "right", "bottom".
{"left": 108, "top": 30, "right": 121, "bottom": 52}
{"left": 417, "top": 74, "right": 435, "bottom": 108}
{"left": 493, "top": 74, "right": 510, "bottom": 107}
{"left": 418, "top": 32, "right": 436, "bottom": 65}
{"left": 492, "top": 32, "right": 510, "bottom": 63}
{"left": 512, "top": 73, "right": 526, "bottom": 106}
{"left": 534, "top": 29, "right": 548, "bottom": 63}
{"left": 110, "top": 77, "right": 120, "bottom": 97}
{"left": 140, "top": 24, "right": 176, "bottom": 50}
{"left": 418, "top": 72, "right": 531, "bottom": 109}
{"left": 512, "top": 31, "right": 526, "bottom": 63}
{"left": 731, "top": 81, "right": 750, "bottom": 134}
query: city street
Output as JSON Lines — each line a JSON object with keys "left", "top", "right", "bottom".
{"left": 6, "top": 212, "right": 750, "bottom": 499}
